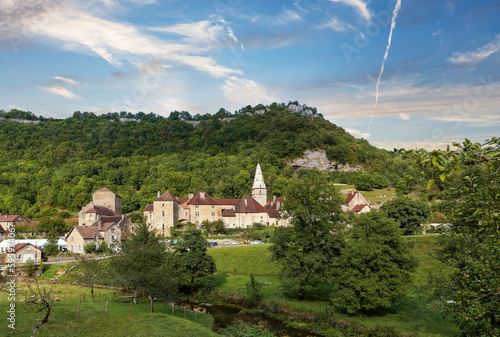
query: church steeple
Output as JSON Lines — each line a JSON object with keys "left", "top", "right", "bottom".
{"left": 252, "top": 164, "right": 267, "bottom": 206}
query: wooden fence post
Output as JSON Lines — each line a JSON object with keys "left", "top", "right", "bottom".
{"left": 129, "top": 301, "right": 132, "bottom": 318}
{"left": 195, "top": 311, "right": 197, "bottom": 323}
{"left": 172, "top": 303, "right": 174, "bottom": 316}
{"left": 78, "top": 299, "right": 81, "bottom": 319}
{"left": 99, "top": 292, "right": 100, "bottom": 301}
{"left": 150, "top": 298, "right": 153, "bottom": 313}
{"left": 83, "top": 292, "right": 85, "bottom": 302}
{"left": 184, "top": 307, "right": 186, "bottom": 319}
{"left": 105, "top": 300, "right": 109, "bottom": 319}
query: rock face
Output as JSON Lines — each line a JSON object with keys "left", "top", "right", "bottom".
{"left": 290, "top": 149, "right": 337, "bottom": 171}
{"left": 289, "top": 149, "right": 364, "bottom": 172}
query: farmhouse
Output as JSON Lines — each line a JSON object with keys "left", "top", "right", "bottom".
{"left": 0, "top": 214, "right": 32, "bottom": 231}
{"left": 14, "top": 243, "right": 42, "bottom": 264}
{"left": 144, "top": 164, "right": 289, "bottom": 236}
{"left": 342, "top": 191, "right": 372, "bottom": 215}
{"left": 66, "top": 217, "right": 122, "bottom": 254}
{"left": 78, "top": 187, "right": 124, "bottom": 226}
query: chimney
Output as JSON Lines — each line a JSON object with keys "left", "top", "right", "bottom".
{"left": 158, "top": 191, "right": 161, "bottom": 198}
{"left": 200, "top": 191, "right": 206, "bottom": 199}
{"left": 244, "top": 198, "right": 248, "bottom": 206}
{"left": 188, "top": 193, "right": 193, "bottom": 200}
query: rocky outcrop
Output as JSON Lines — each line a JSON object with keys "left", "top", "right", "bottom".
{"left": 289, "top": 149, "right": 364, "bottom": 172}
{"left": 290, "top": 150, "right": 337, "bottom": 171}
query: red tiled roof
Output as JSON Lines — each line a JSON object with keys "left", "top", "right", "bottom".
{"left": 144, "top": 204, "right": 154, "bottom": 212}
{"left": 0, "top": 215, "right": 24, "bottom": 222}
{"left": 345, "top": 192, "right": 357, "bottom": 204}
{"left": 99, "top": 222, "right": 117, "bottom": 231}
{"left": 267, "top": 209, "right": 281, "bottom": 218}
{"left": 351, "top": 204, "right": 369, "bottom": 212}
{"left": 178, "top": 198, "right": 189, "bottom": 204}
{"left": 187, "top": 191, "right": 220, "bottom": 205}
{"left": 14, "top": 243, "right": 42, "bottom": 252}
{"left": 179, "top": 204, "right": 190, "bottom": 209}
{"left": 85, "top": 206, "right": 117, "bottom": 216}
{"left": 222, "top": 209, "right": 236, "bottom": 217}
{"left": 216, "top": 199, "right": 240, "bottom": 205}
{"left": 155, "top": 191, "right": 179, "bottom": 202}
{"left": 74, "top": 226, "right": 103, "bottom": 239}
{"left": 234, "top": 197, "right": 267, "bottom": 213}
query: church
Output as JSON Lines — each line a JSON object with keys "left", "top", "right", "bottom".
{"left": 143, "top": 164, "right": 289, "bottom": 236}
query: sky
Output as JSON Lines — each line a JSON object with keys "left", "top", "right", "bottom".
{"left": 1, "top": 0, "right": 499, "bottom": 150}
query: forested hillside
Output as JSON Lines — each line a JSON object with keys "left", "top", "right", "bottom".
{"left": 0, "top": 103, "right": 388, "bottom": 219}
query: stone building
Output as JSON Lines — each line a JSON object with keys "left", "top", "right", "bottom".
{"left": 14, "top": 243, "right": 42, "bottom": 264}
{"left": 144, "top": 164, "right": 289, "bottom": 236}
{"left": 342, "top": 191, "right": 371, "bottom": 215}
{"left": 66, "top": 217, "right": 123, "bottom": 254}
{"left": 78, "top": 187, "right": 123, "bottom": 226}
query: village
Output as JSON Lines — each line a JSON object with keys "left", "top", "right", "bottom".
{"left": 0, "top": 164, "right": 376, "bottom": 273}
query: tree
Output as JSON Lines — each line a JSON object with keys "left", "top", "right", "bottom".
{"left": 380, "top": 196, "right": 430, "bottom": 235}
{"left": 329, "top": 211, "right": 417, "bottom": 314}
{"left": 37, "top": 216, "right": 67, "bottom": 235}
{"left": 72, "top": 255, "right": 108, "bottom": 303}
{"left": 43, "top": 234, "right": 59, "bottom": 257}
{"left": 354, "top": 172, "right": 375, "bottom": 191}
{"left": 25, "top": 277, "right": 54, "bottom": 337}
{"left": 401, "top": 138, "right": 500, "bottom": 336}
{"left": 269, "top": 169, "right": 344, "bottom": 301}
{"left": 174, "top": 229, "right": 216, "bottom": 294}
{"left": 245, "top": 273, "right": 263, "bottom": 306}
{"left": 111, "top": 223, "right": 180, "bottom": 302}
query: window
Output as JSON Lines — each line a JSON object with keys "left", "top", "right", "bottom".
{"left": 162, "top": 211, "right": 165, "bottom": 216}
{"left": 185, "top": 212, "right": 188, "bottom": 216}
{"left": 111, "top": 229, "right": 115, "bottom": 233}
{"left": 211, "top": 212, "right": 215, "bottom": 217}
{"left": 211, "top": 205, "right": 215, "bottom": 209}
{"left": 195, "top": 212, "right": 200, "bottom": 217}
{"left": 78, "top": 245, "right": 82, "bottom": 252}
{"left": 195, "top": 205, "right": 199, "bottom": 208}
{"left": 162, "top": 203, "right": 164, "bottom": 207}
{"left": 111, "top": 236, "right": 115, "bottom": 242}
{"left": 70, "top": 236, "right": 74, "bottom": 242}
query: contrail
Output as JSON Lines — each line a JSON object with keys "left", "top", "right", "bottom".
{"left": 369, "top": 0, "right": 402, "bottom": 129}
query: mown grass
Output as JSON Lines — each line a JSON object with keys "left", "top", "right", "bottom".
{"left": 0, "top": 284, "right": 217, "bottom": 337}
{"left": 208, "top": 236, "right": 459, "bottom": 337}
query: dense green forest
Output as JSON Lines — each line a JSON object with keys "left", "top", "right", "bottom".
{"left": 0, "top": 103, "right": 390, "bottom": 220}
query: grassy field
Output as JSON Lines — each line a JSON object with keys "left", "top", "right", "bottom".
{"left": 0, "top": 284, "right": 217, "bottom": 337}
{"left": 208, "top": 235, "right": 459, "bottom": 337}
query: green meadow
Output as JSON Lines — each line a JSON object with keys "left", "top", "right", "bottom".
{"left": 207, "top": 235, "right": 459, "bottom": 337}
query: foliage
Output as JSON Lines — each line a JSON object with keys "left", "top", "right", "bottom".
{"left": 245, "top": 273, "right": 263, "bottom": 306}
{"left": 24, "top": 258, "right": 38, "bottom": 277}
{"left": 0, "top": 104, "right": 388, "bottom": 219}
{"left": 37, "top": 216, "right": 67, "bottom": 235}
{"left": 354, "top": 172, "right": 386, "bottom": 191}
{"left": 71, "top": 255, "right": 108, "bottom": 303}
{"left": 329, "top": 212, "right": 417, "bottom": 314}
{"left": 42, "top": 234, "right": 59, "bottom": 257}
{"left": 380, "top": 196, "right": 431, "bottom": 235}
{"left": 269, "top": 169, "right": 344, "bottom": 301}
{"left": 175, "top": 229, "right": 217, "bottom": 294}
{"left": 401, "top": 138, "right": 500, "bottom": 336}
{"left": 217, "top": 322, "right": 277, "bottom": 337}
{"left": 111, "top": 223, "right": 180, "bottom": 301}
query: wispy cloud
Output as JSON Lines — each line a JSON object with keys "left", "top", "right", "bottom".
{"left": 222, "top": 77, "right": 274, "bottom": 105}
{"left": 449, "top": 35, "right": 500, "bottom": 64}
{"left": 53, "top": 76, "right": 79, "bottom": 86}
{"left": 277, "top": 8, "right": 302, "bottom": 24}
{"left": 38, "top": 86, "right": 80, "bottom": 99}
{"left": 329, "top": 0, "right": 371, "bottom": 21}
{"left": 320, "top": 17, "right": 354, "bottom": 32}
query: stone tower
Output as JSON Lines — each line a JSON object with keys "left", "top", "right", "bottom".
{"left": 252, "top": 164, "right": 267, "bottom": 207}
{"left": 92, "top": 187, "right": 122, "bottom": 214}
{"left": 152, "top": 191, "right": 179, "bottom": 236}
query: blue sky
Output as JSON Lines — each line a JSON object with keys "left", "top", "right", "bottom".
{"left": 1, "top": 0, "right": 499, "bottom": 150}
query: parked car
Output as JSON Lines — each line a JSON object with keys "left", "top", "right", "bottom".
{"left": 210, "top": 242, "right": 218, "bottom": 247}
{"left": 232, "top": 241, "right": 237, "bottom": 245}
{"left": 249, "top": 240, "right": 265, "bottom": 245}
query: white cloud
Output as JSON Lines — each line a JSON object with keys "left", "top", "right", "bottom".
{"left": 399, "top": 113, "right": 410, "bottom": 121}
{"left": 345, "top": 128, "right": 371, "bottom": 139}
{"left": 320, "top": 17, "right": 353, "bottom": 32}
{"left": 223, "top": 77, "right": 274, "bottom": 105}
{"left": 449, "top": 36, "right": 500, "bottom": 64}
{"left": 1, "top": 2, "right": 242, "bottom": 79}
{"left": 277, "top": 8, "right": 302, "bottom": 24}
{"left": 38, "top": 86, "right": 80, "bottom": 99}
{"left": 53, "top": 76, "right": 79, "bottom": 86}
{"left": 329, "top": 0, "right": 371, "bottom": 21}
